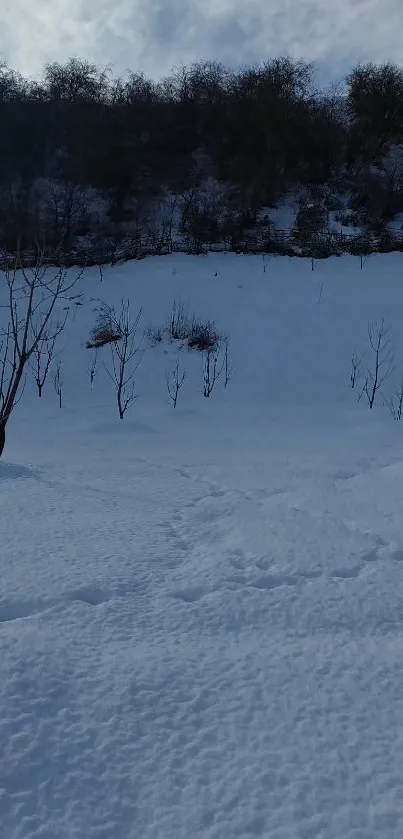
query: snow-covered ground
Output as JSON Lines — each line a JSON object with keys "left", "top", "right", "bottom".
{"left": 2, "top": 251, "right": 403, "bottom": 839}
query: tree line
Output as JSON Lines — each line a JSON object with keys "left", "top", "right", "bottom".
{"left": 0, "top": 56, "right": 403, "bottom": 256}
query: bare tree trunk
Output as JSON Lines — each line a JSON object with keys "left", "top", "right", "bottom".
{"left": 2, "top": 360, "right": 26, "bottom": 426}
{"left": 117, "top": 389, "right": 124, "bottom": 419}
{"left": 0, "top": 421, "right": 4, "bottom": 458}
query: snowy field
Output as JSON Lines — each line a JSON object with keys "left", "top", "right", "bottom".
{"left": 2, "top": 251, "right": 403, "bottom": 839}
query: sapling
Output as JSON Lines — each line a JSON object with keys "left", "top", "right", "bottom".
{"left": 362, "top": 319, "right": 394, "bottom": 409}
{"left": 166, "top": 359, "right": 186, "bottom": 408}
{"left": 203, "top": 340, "right": 225, "bottom": 397}
{"left": 104, "top": 299, "right": 143, "bottom": 419}
{"left": 30, "top": 315, "right": 67, "bottom": 397}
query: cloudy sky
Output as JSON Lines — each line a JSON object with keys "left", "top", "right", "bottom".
{"left": 1, "top": 0, "right": 403, "bottom": 84}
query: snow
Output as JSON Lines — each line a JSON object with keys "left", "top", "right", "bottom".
{"left": 2, "top": 251, "right": 403, "bottom": 838}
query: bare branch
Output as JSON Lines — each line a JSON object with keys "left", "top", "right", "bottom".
{"left": 29, "top": 317, "right": 64, "bottom": 397}
{"left": 350, "top": 352, "right": 362, "bottom": 390}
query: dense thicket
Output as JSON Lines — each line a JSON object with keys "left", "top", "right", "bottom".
{"left": 1, "top": 56, "right": 403, "bottom": 256}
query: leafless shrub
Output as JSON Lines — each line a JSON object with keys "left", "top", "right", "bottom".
{"left": 361, "top": 319, "right": 394, "bottom": 409}
{"left": 86, "top": 303, "right": 122, "bottom": 348}
{"left": 147, "top": 326, "right": 163, "bottom": 346}
{"left": 168, "top": 300, "right": 192, "bottom": 341}
{"left": 29, "top": 314, "right": 67, "bottom": 397}
{"left": 167, "top": 300, "right": 220, "bottom": 352}
{"left": 104, "top": 300, "right": 143, "bottom": 419}
{"left": 166, "top": 359, "right": 186, "bottom": 408}
{"left": 188, "top": 320, "right": 219, "bottom": 352}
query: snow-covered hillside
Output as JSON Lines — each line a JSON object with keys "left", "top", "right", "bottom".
{"left": 2, "top": 251, "right": 403, "bottom": 839}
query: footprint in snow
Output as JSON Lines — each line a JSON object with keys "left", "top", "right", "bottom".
{"left": 169, "top": 586, "right": 208, "bottom": 603}
{"left": 250, "top": 574, "right": 299, "bottom": 591}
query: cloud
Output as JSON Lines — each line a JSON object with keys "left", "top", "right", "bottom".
{"left": 1, "top": 0, "right": 403, "bottom": 83}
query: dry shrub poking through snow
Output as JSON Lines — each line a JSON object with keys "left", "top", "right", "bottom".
{"left": 187, "top": 320, "right": 220, "bottom": 352}
{"left": 86, "top": 304, "right": 122, "bottom": 348}
{"left": 168, "top": 300, "right": 220, "bottom": 352}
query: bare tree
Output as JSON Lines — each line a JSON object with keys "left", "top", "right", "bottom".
{"left": 104, "top": 300, "right": 143, "bottom": 419}
{"left": 203, "top": 340, "right": 225, "bottom": 397}
{"left": 0, "top": 247, "right": 80, "bottom": 455}
{"left": 363, "top": 319, "right": 394, "bottom": 409}
{"left": 45, "top": 178, "right": 88, "bottom": 248}
{"left": 144, "top": 194, "right": 178, "bottom": 255}
{"left": 53, "top": 360, "right": 63, "bottom": 408}
{"left": 166, "top": 359, "right": 186, "bottom": 408}
{"left": 30, "top": 315, "right": 67, "bottom": 397}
